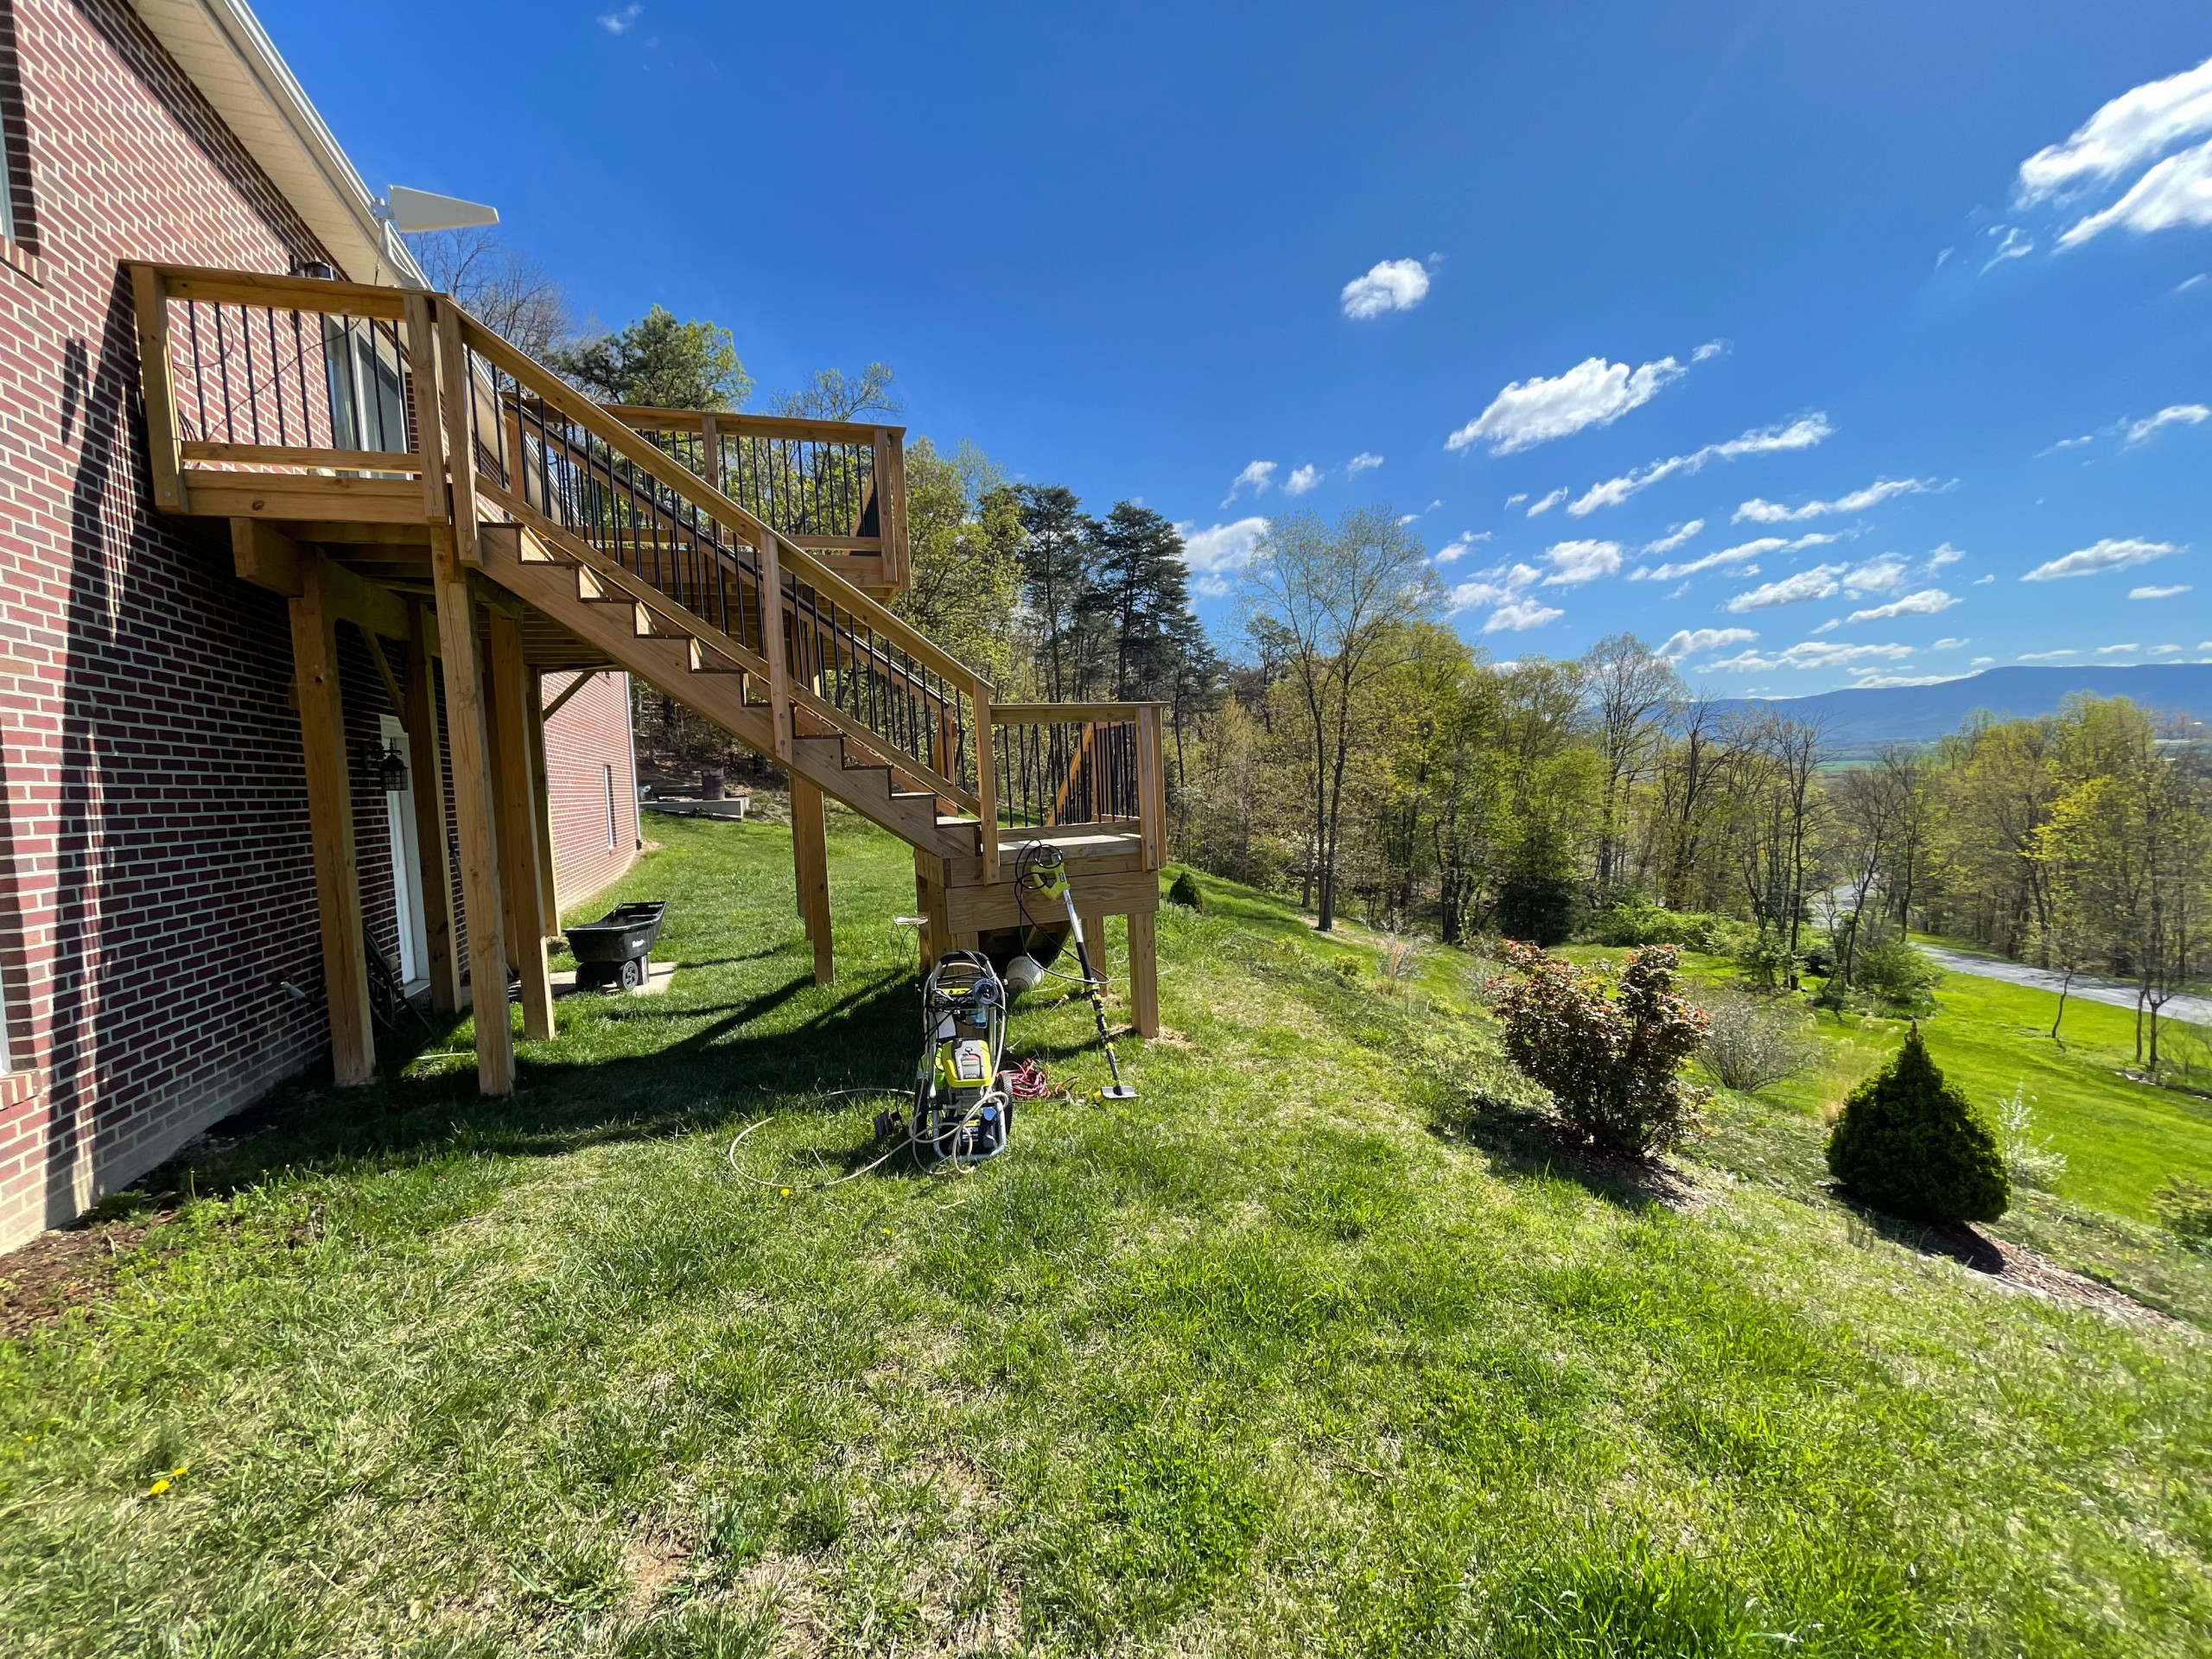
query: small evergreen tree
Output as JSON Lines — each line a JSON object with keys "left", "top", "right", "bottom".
{"left": 1167, "top": 869, "right": 1205, "bottom": 912}
{"left": 1826, "top": 1026, "right": 2009, "bottom": 1223}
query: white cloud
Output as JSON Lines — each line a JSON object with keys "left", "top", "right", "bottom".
{"left": 1222, "top": 460, "right": 1276, "bottom": 506}
{"left": 1971, "top": 656, "right": 1996, "bottom": 666}
{"left": 1484, "top": 599, "right": 1564, "bottom": 633}
{"left": 1932, "top": 637, "right": 1969, "bottom": 650}
{"left": 1810, "top": 618, "right": 1840, "bottom": 634}
{"left": 1567, "top": 415, "right": 1834, "bottom": 516}
{"left": 1693, "top": 340, "right": 1726, "bottom": 362}
{"left": 598, "top": 2, "right": 643, "bottom": 31}
{"left": 1727, "top": 567, "right": 1841, "bottom": 612}
{"left": 1707, "top": 641, "right": 1913, "bottom": 672}
{"left": 1663, "top": 582, "right": 1690, "bottom": 601}
{"left": 2021, "top": 537, "right": 2179, "bottom": 581}
{"left": 2018, "top": 54, "right": 2212, "bottom": 202}
{"left": 1656, "top": 627, "right": 1757, "bottom": 662}
{"left": 1733, "top": 477, "right": 1936, "bottom": 524}
{"left": 1983, "top": 226, "right": 2035, "bottom": 271}
{"left": 2040, "top": 434, "right": 2095, "bottom": 455}
{"left": 2181, "top": 273, "right": 2209, "bottom": 291}
{"left": 2097, "top": 643, "right": 2140, "bottom": 655}
{"left": 2131, "top": 582, "right": 2191, "bottom": 599}
{"left": 1433, "top": 531, "right": 1491, "bottom": 564}
{"left": 1974, "top": 574, "right": 1996, "bottom": 585}
{"left": 1848, "top": 588, "right": 1960, "bottom": 623}
{"left": 2148, "top": 643, "right": 2184, "bottom": 655}
{"left": 1527, "top": 487, "right": 1567, "bottom": 517}
{"left": 1926, "top": 543, "right": 1964, "bottom": 570}
{"left": 2018, "top": 649, "right": 2080, "bottom": 662}
{"left": 1850, "top": 671, "right": 1967, "bottom": 688}
{"left": 1283, "top": 464, "right": 1321, "bottom": 496}
{"left": 1341, "top": 258, "right": 1430, "bottom": 320}
{"left": 2060, "top": 137, "right": 2212, "bottom": 245}
{"left": 1539, "top": 539, "right": 1622, "bottom": 586}
{"left": 1177, "top": 517, "right": 1268, "bottom": 596}
{"left": 1634, "top": 537, "right": 1779, "bottom": 582}
{"left": 1346, "top": 452, "right": 1384, "bottom": 476}
{"left": 1644, "top": 519, "right": 1703, "bottom": 555}
{"left": 1503, "top": 493, "right": 1528, "bottom": 508}
{"left": 2124, "top": 404, "right": 2211, "bottom": 443}
{"left": 1446, "top": 349, "right": 1708, "bottom": 454}
{"left": 1723, "top": 555, "right": 1901, "bottom": 613}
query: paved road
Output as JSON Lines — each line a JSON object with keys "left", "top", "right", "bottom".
{"left": 1916, "top": 944, "right": 2212, "bottom": 1027}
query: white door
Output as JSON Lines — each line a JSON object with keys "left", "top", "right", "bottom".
{"left": 381, "top": 715, "right": 430, "bottom": 993}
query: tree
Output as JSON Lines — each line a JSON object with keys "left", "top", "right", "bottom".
{"left": 1084, "top": 503, "right": 1196, "bottom": 702}
{"left": 770, "top": 363, "right": 903, "bottom": 422}
{"left": 1239, "top": 506, "right": 1443, "bottom": 931}
{"left": 407, "top": 227, "right": 572, "bottom": 360}
{"left": 550, "top": 306, "right": 750, "bottom": 410}
{"left": 1577, "top": 633, "right": 1681, "bottom": 899}
{"left": 1827, "top": 1026, "right": 2009, "bottom": 1224}
{"left": 1012, "top": 485, "right": 1093, "bottom": 702}
{"left": 890, "top": 440, "right": 1022, "bottom": 686}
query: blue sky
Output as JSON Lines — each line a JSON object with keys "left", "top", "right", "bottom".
{"left": 267, "top": 2, "right": 2212, "bottom": 693}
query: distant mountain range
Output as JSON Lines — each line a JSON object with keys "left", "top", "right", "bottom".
{"left": 1711, "top": 664, "right": 2212, "bottom": 746}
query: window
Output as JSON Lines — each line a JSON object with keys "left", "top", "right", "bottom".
{"left": 604, "top": 763, "right": 618, "bottom": 850}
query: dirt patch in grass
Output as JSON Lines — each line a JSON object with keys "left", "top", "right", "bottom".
{"left": 0, "top": 1210, "right": 172, "bottom": 1338}
{"left": 621, "top": 1529, "right": 688, "bottom": 1615}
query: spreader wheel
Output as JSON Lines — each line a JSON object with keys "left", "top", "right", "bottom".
{"left": 620, "top": 956, "right": 646, "bottom": 991}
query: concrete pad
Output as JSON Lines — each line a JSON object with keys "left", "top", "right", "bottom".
{"left": 550, "top": 961, "right": 677, "bottom": 999}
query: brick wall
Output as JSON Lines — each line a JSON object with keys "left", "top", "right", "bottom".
{"left": 543, "top": 671, "right": 638, "bottom": 914}
{"left": 0, "top": 0, "right": 632, "bottom": 1251}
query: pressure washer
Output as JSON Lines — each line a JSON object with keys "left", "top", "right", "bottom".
{"left": 893, "top": 949, "right": 1015, "bottom": 1168}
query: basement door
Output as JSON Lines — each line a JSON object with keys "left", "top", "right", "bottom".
{"left": 380, "top": 714, "right": 430, "bottom": 995}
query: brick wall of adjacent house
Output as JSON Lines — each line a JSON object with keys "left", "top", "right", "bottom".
{"left": 0, "top": 0, "right": 632, "bottom": 1251}
{"left": 543, "top": 671, "right": 638, "bottom": 912}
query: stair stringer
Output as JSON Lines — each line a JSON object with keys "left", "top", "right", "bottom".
{"left": 474, "top": 518, "right": 977, "bottom": 861}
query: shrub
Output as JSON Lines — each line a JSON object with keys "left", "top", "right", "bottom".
{"left": 2151, "top": 1175, "right": 2212, "bottom": 1239}
{"left": 1586, "top": 902, "right": 1747, "bottom": 955}
{"left": 1994, "top": 1084, "right": 2069, "bottom": 1192}
{"left": 1826, "top": 1026, "right": 2009, "bottom": 1223}
{"left": 1489, "top": 942, "right": 1712, "bottom": 1156}
{"left": 1855, "top": 938, "right": 1942, "bottom": 1009}
{"left": 1695, "top": 988, "right": 1817, "bottom": 1093}
{"left": 1733, "top": 932, "right": 1801, "bottom": 994}
{"left": 1166, "top": 869, "right": 1205, "bottom": 912}
{"left": 1494, "top": 875, "right": 1580, "bottom": 948}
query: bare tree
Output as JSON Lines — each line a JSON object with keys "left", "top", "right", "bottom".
{"left": 1239, "top": 506, "right": 1443, "bottom": 931}
{"left": 406, "top": 227, "right": 572, "bottom": 361}
{"left": 770, "top": 363, "right": 904, "bottom": 423}
{"left": 1578, "top": 632, "right": 1681, "bottom": 898}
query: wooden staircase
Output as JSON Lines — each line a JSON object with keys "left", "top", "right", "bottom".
{"left": 127, "top": 262, "right": 1165, "bottom": 1098}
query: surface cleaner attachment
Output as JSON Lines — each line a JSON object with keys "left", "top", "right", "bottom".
{"left": 1015, "top": 842, "right": 1137, "bottom": 1101}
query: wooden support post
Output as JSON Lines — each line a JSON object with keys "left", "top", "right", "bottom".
{"left": 130, "top": 264, "right": 188, "bottom": 514}
{"left": 527, "top": 670, "right": 559, "bottom": 938}
{"left": 403, "top": 290, "right": 448, "bottom": 524}
{"left": 1082, "top": 910, "right": 1112, "bottom": 981}
{"left": 791, "top": 774, "right": 834, "bottom": 986}
{"left": 974, "top": 685, "right": 998, "bottom": 885}
{"left": 1127, "top": 909, "right": 1160, "bottom": 1038}
{"left": 430, "top": 531, "right": 513, "bottom": 1093}
{"left": 435, "top": 300, "right": 482, "bottom": 562}
{"left": 403, "top": 602, "right": 460, "bottom": 1014}
{"left": 488, "top": 608, "right": 556, "bottom": 1039}
{"left": 914, "top": 846, "right": 952, "bottom": 975}
{"left": 289, "top": 550, "right": 374, "bottom": 1085}
{"left": 757, "top": 529, "right": 792, "bottom": 759}
{"left": 698, "top": 410, "right": 721, "bottom": 493}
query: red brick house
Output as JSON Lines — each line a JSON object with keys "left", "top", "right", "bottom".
{"left": 0, "top": 0, "right": 639, "bottom": 1249}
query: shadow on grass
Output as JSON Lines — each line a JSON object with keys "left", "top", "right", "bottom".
{"left": 1824, "top": 1185, "right": 2005, "bottom": 1274}
{"left": 1440, "top": 1102, "right": 1694, "bottom": 1214}
{"left": 134, "top": 968, "right": 925, "bottom": 1207}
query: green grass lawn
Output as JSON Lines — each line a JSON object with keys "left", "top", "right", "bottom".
{"left": 4, "top": 817, "right": 2211, "bottom": 1656}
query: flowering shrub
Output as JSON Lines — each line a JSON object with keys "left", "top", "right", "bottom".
{"left": 1488, "top": 942, "right": 1713, "bottom": 1155}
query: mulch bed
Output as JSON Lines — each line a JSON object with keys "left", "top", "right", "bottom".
{"left": 0, "top": 1208, "right": 174, "bottom": 1340}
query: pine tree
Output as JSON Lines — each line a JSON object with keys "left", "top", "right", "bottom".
{"left": 1012, "top": 484, "right": 1092, "bottom": 702}
{"left": 1826, "top": 1026, "right": 2009, "bottom": 1223}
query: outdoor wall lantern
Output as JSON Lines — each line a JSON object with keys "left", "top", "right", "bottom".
{"left": 365, "top": 741, "right": 409, "bottom": 794}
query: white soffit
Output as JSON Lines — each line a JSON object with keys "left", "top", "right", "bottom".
{"left": 127, "top": 0, "right": 425, "bottom": 286}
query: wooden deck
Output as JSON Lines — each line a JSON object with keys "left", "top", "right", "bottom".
{"left": 129, "top": 262, "right": 1166, "bottom": 1092}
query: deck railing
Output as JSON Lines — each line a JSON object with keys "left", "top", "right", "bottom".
{"left": 991, "top": 703, "right": 1165, "bottom": 868}
{"left": 606, "top": 407, "right": 908, "bottom": 593}
{"left": 129, "top": 262, "right": 1166, "bottom": 879}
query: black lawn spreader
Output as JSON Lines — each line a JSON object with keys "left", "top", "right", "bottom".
{"left": 563, "top": 900, "right": 667, "bottom": 992}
